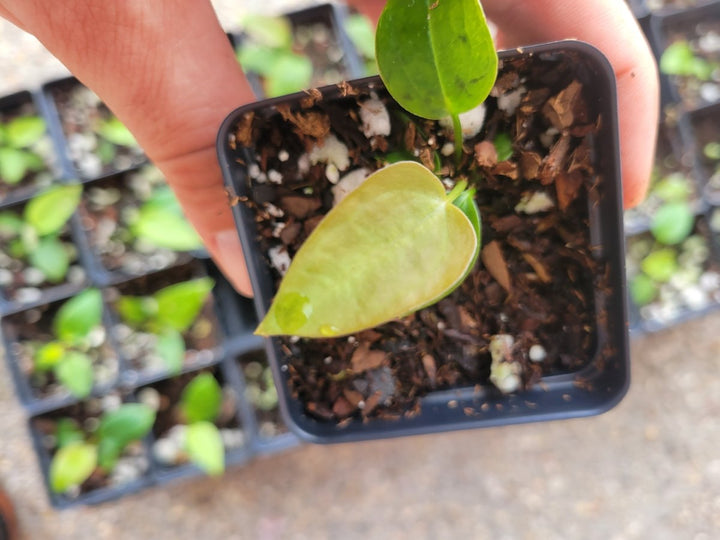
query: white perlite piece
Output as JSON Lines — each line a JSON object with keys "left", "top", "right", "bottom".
{"left": 278, "top": 149, "right": 290, "bottom": 162}
{"left": 359, "top": 97, "right": 391, "bottom": 138}
{"left": 332, "top": 168, "right": 370, "bottom": 206}
{"left": 529, "top": 344, "right": 547, "bottom": 363}
{"left": 496, "top": 85, "right": 526, "bottom": 116}
{"left": 309, "top": 133, "right": 350, "bottom": 171}
{"left": 326, "top": 163, "right": 340, "bottom": 184}
{"left": 489, "top": 334, "right": 521, "bottom": 394}
{"left": 268, "top": 245, "right": 292, "bottom": 275}
{"left": 515, "top": 191, "right": 555, "bottom": 214}
{"left": 441, "top": 142, "right": 455, "bottom": 156}
{"left": 440, "top": 103, "right": 486, "bottom": 139}
{"left": 267, "top": 169, "right": 283, "bottom": 184}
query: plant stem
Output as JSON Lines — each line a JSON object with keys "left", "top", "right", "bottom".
{"left": 452, "top": 113, "right": 463, "bottom": 163}
{"left": 446, "top": 179, "right": 468, "bottom": 203}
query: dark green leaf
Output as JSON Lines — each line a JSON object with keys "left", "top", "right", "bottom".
{"left": 256, "top": 162, "right": 479, "bottom": 337}
{"left": 156, "top": 328, "right": 185, "bottom": 375}
{"left": 28, "top": 236, "right": 69, "bottom": 283}
{"left": 95, "top": 116, "right": 137, "bottom": 147}
{"left": 54, "top": 289, "right": 104, "bottom": 343}
{"left": 180, "top": 373, "right": 223, "bottom": 424}
{"left": 97, "top": 403, "right": 155, "bottom": 470}
{"left": 55, "top": 418, "right": 85, "bottom": 448}
{"left": 185, "top": 421, "right": 224, "bottom": 476}
{"left": 34, "top": 341, "right": 66, "bottom": 372}
{"left": 24, "top": 184, "right": 82, "bottom": 236}
{"left": 376, "top": 0, "right": 497, "bottom": 119}
{"left": 153, "top": 277, "right": 215, "bottom": 332}
{"left": 651, "top": 202, "right": 694, "bottom": 245}
{"left": 49, "top": 442, "right": 97, "bottom": 493}
{"left": 0, "top": 147, "right": 30, "bottom": 184}
{"left": 494, "top": 133, "right": 513, "bottom": 161}
{"left": 6, "top": 116, "right": 46, "bottom": 148}
{"left": 55, "top": 351, "right": 94, "bottom": 399}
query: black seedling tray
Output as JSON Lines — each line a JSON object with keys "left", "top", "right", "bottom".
{"left": 218, "top": 41, "right": 630, "bottom": 444}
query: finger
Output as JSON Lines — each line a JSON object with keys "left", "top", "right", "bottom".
{"left": 1, "top": 1, "right": 256, "bottom": 293}
{"left": 483, "top": 0, "right": 659, "bottom": 208}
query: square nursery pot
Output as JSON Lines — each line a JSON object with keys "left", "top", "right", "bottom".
{"left": 0, "top": 90, "right": 59, "bottom": 207}
{"left": 217, "top": 41, "right": 629, "bottom": 443}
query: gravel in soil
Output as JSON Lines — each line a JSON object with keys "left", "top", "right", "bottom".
{"left": 228, "top": 51, "right": 614, "bottom": 424}
{"left": 237, "top": 350, "right": 286, "bottom": 438}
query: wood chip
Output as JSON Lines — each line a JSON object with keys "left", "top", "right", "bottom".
{"left": 491, "top": 160, "right": 518, "bottom": 180}
{"left": 234, "top": 111, "right": 255, "bottom": 147}
{"left": 419, "top": 147, "right": 435, "bottom": 170}
{"left": 303, "top": 214, "right": 324, "bottom": 235}
{"left": 522, "top": 253, "right": 552, "bottom": 283}
{"left": 278, "top": 196, "right": 322, "bottom": 219}
{"left": 275, "top": 104, "right": 330, "bottom": 139}
{"left": 343, "top": 389, "right": 365, "bottom": 408}
{"left": 362, "top": 391, "right": 383, "bottom": 417}
{"left": 474, "top": 140, "right": 498, "bottom": 168}
{"left": 404, "top": 122, "right": 417, "bottom": 151}
{"left": 300, "top": 88, "right": 323, "bottom": 108}
{"left": 542, "top": 80, "right": 583, "bottom": 130}
{"left": 556, "top": 170, "right": 584, "bottom": 211}
{"left": 421, "top": 354, "right": 437, "bottom": 385}
{"left": 539, "top": 133, "right": 571, "bottom": 185}
{"left": 519, "top": 151, "right": 542, "bottom": 180}
{"left": 481, "top": 241, "right": 512, "bottom": 293}
{"left": 351, "top": 342, "right": 388, "bottom": 373}
{"left": 332, "top": 396, "right": 355, "bottom": 418}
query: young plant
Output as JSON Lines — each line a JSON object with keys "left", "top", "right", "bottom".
{"left": 660, "top": 40, "right": 718, "bottom": 81}
{"left": 343, "top": 12, "right": 377, "bottom": 75}
{"left": 48, "top": 403, "right": 155, "bottom": 494}
{"left": 115, "top": 277, "right": 215, "bottom": 374}
{"left": 175, "top": 373, "right": 226, "bottom": 476}
{"left": 256, "top": 0, "right": 496, "bottom": 337}
{"left": 0, "top": 114, "right": 48, "bottom": 186}
{"left": 93, "top": 115, "right": 139, "bottom": 166}
{"left": 30, "top": 289, "right": 104, "bottom": 399}
{"left": 0, "top": 184, "right": 81, "bottom": 285}
{"left": 236, "top": 14, "right": 313, "bottom": 98}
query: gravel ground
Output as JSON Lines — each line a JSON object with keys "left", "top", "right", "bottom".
{"left": 2, "top": 2, "right": 720, "bottom": 539}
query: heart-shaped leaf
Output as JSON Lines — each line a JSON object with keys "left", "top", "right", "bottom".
{"left": 180, "top": 372, "right": 223, "bottom": 424}
{"left": 95, "top": 116, "right": 138, "bottom": 147}
{"left": 28, "top": 236, "right": 69, "bottom": 283}
{"left": 6, "top": 115, "right": 46, "bottom": 148}
{"left": 24, "top": 184, "right": 82, "bottom": 237}
{"left": 50, "top": 442, "right": 97, "bottom": 493}
{"left": 256, "top": 161, "right": 479, "bottom": 337}
{"left": 55, "top": 351, "right": 94, "bottom": 399}
{"left": 154, "top": 277, "right": 215, "bottom": 332}
{"left": 376, "top": 0, "right": 497, "bottom": 120}
{"left": 97, "top": 403, "right": 155, "bottom": 470}
{"left": 54, "top": 289, "right": 103, "bottom": 344}
{"left": 185, "top": 421, "right": 225, "bottom": 476}
{"left": 156, "top": 328, "right": 185, "bottom": 375}
{"left": 131, "top": 205, "right": 202, "bottom": 251}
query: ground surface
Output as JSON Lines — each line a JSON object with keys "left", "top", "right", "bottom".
{"left": 1, "top": 1, "right": 720, "bottom": 539}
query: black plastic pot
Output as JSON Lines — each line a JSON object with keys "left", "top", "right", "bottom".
{"left": 218, "top": 41, "right": 630, "bottom": 444}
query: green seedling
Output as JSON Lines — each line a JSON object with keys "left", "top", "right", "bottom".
{"left": 31, "top": 289, "right": 104, "bottom": 399}
{"left": 116, "top": 277, "right": 215, "bottom": 374}
{"left": 0, "top": 114, "right": 48, "bottom": 185}
{"left": 257, "top": 0, "right": 496, "bottom": 337}
{"left": 49, "top": 403, "right": 155, "bottom": 493}
{"left": 343, "top": 13, "right": 377, "bottom": 75}
{"left": 236, "top": 14, "right": 313, "bottom": 97}
{"left": 493, "top": 132, "right": 514, "bottom": 162}
{"left": 650, "top": 201, "right": 694, "bottom": 245}
{"left": 93, "top": 115, "right": 138, "bottom": 165}
{"left": 0, "top": 184, "right": 81, "bottom": 283}
{"left": 175, "top": 372, "right": 225, "bottom": 475}
{"left": 705, "top": 142, "right": 720, "bottom": 161}
{"left": 660, "top": 40, "right": 718, "bottom": 81}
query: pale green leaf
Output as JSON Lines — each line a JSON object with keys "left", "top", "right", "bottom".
{"left": 651, "top": 202, "right": 694, "bottom": 245}
{"left": 6, "top": 115, "right": 46, "bottom": 148}
{"left": 376, "top": 0, "right": 497, "bottom": 119}
{"left": 131, "top": 206, "right": 202, "bottom": 251}
{"left": 265, "top": 52, "right": 313, "bottom": 97}
{"left": 54, "top": 289, "right": 103, "bottom": 343}
{"left": 0, "top": 211, "right": 23, "bottom": 236}
{"left": 55, "top": 351, "right": 94, "bottom": 399}
{"left": 630, "top": 273, "right": 657, "bottom": 306}
{"left": 236, "top": 42, "right": 283, "bottom": 75}
{"left": 641, "top": 248, "right": 677, "bottom": 283}
{"left": 185, "top": 421, "right": 224, "bottom": 476}
{"left": 95, "top": 116, "right": 137, "bottom": 147}
{"left": 0, "top": 147, "right": 30, "bottom": 184}
{"left": 180, "top": 372, "right": 223, "bottom": 424}
{"left": 34, "top": 341, "right": 66, "bottom": 372}
{"left": 24, "top": 184, "right": 82, "bottom": 236}
{"left": 28, "top": 236, "right": 69, "bottom": 283}
{"left": 240, "top": 14, "right": 292, "bottom": 49}
{"left": 154, "top": 277, "right": 215, "bottom": 332}
{"left": 344, "top": 13, "right": 376, "bottom": 59}
{"left": 156, "top": 328, "right": 185, "bottom": 375}
{"left": 256, "top": 161, "right": 478, "bottom": 337}
{"left": 50, "top": 442, "right": 97, "bottom": 493}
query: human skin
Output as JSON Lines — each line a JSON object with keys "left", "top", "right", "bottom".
{"left": 0, "top": 0, "right": 657, "bottom": 295}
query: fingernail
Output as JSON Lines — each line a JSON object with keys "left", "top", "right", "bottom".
{"left": 212, "top": 229, "right": 253, "bottom": 297}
